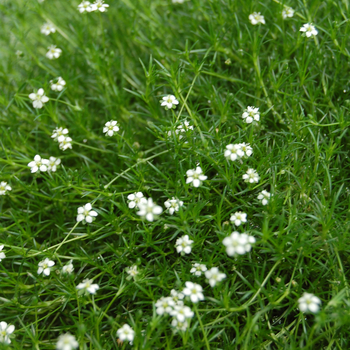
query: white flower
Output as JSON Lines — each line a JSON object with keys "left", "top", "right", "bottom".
{"left": 62, "top": 260, "right": 74, "bottom": 274}
{"left": 126, "top": 265, "right": 138, "bottom": 277}
{"left": 41, "top": 22, "right": 56, "bottom": 35}
{"left": 190, "top": 263, "right": 207, "bottom": 277}
{"left": 242, "top": 106, "right": 260, "bottom": 123}
{"left": 168, "top": 120, "right": 194, "bottom": 140}
{"left": 175, "top": 235, "right": 193, "bottom": 255}
{"left": 170, "top": 305, "right": 194, "bottom": 322}
{"left": 28, "top": 155, "right": 49, "bottom": 173}
{"left": 0, "top": 182, "right": 11, "bottom": 195}
{"left": 0, "top": 322, "right": 15, "bottom": 344}
{"left": 164, "top": 197, "right": 184, "bottom": 215}
{"left": 0, "top": 245, "right": 6, "bottom": 261}
{"left": 78, "top": 1, "right": 93, "bottom": 12}
{"left": 51, "top": 77, "right": 66, "bottom": 92}
{"left": 52, "top": 127, "right": 69, "bottom": 142}
{"left": 257, "top": 190, "right": 271, "bottom": 205}
{"left": 182, "top": 282, "right": 204, "bottom": 303}
{"left": 46, "top": 45, "right": 62, "bottom": 59}
{"left": 76, "top": 203, "right": 98, "bottom": 223}
{"left": 186, "top": 166, "right": 208, "bottom": 187}
{"left": 48, "top": 157, "right": 61, "bottom": 172}
{"left": 243, "top": 168, "right": 260, "bottom": 183}
{"left": 224, "top": 144, "right": 244, "bottom": 161}
{"left": 282, "top": 6, "right": 294, "bottom": 19}
{"left": 160, "top": 95, "right": 179, "bottom": 110}
{"left": 222, "top": 231, "right": 256, "bottom": 256}
{"left": 56, "top": 333, "right": 79, "bottom": 350}
{"left": 91, "top": 0, "right": 109, "bottom": 12}
{"left": 170, "top": 289, "right": 184, "bottom": 304}
{"left": 76, "top": 278, "right": 99, "bottom": 294}
{"left": 155, "top": 297, "right": 175, "bottom": 315}
{"left": 59, "top": 137, "right": 73, "bottom": 151}
{"left": 249, "top": 12, "right": 265, "bottom": 25}
{"left": 171, "top": 319, "right": 188, "bottom": 331}
{"left": 137, "top": 198, "right": 163, "bottom": 222}
{"left": 300, "top": 23, "right": 318, "bottom": 37}
{"left": 205, "top": 267, "right": 226, "bottom": 287}
{"left": 127, "top": 192, "right": 146, "bottom": 209}
{"left": 172, "top": 0, "right": 185, "bottom": 3}
{"left": 103, "top": 120, "right": 119, "bottom": 136}
{"left": 29, "top": 88, "right": 49, "bottom": 109}
{"left": 230, "top": 211, "right": 247, "bottom": 226}
{"left": 298, "top": 293, "right": 321, "bottom": 313}
{"left": 238, "top": 143, "right": 253, "bottom": 157}
{"left": 37, "top": 258, "right": 55, "bottom": 276}
{"left": 117, "top": 324, "right": 135, "bottom": 342}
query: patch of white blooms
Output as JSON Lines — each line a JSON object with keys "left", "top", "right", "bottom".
{"left": 56, "top": 333, "right": 79, "bottom": 350}
{"left": 29, "top": 88, "right": 49, "bottom": 109}
{"left": 282, "top": 6, "right": 294, "bottom": 19}
{"left": 28, "top": 155, "right": 49, "bottom": 173}
{"left": 127, "top": 192, "right": 146, "bottom": 209}
{"left": 168, "top": 120, "right": 194, "bottom": 139}
{"left": 41, "top": 22, "right": 56, "bottom": 35}
{"left": 242, "top": 106, "right": 260, "bottom": 123}
{"left": 0, "top": 322, "right": 15, "bottom": 344}
{"left": 182, "top": 282, "right": 204, "bottom": 303}
{"left": 0, "top": 182, "right": 11, "bottom": 195}
{"left": 249, "top": 12, "right": 265, "bottom": 25}
{"left": 46, "top": 45, "right": 62, "bottom": 59}
{"left": 298, "top": 293, "right": 321, "bottom": 313}
{"left": 205, "top": 267, "right": 226, "bottom": 287}
{"left": 51, "top": 77, "right": 66, "bottom": 91}
{"left": 52, "top": 127, "right": 73, "bottom": 151}
{"left": 76, "top": 279, "right": 99, "bottom": 295}
{"left": 78, "top": 0, "right": 109, "bottom": 12}
{"left": 37, "top": 258, "right": 55, "bottom": 276}
{"left": 175, "top": 235, "right": 193, "bottom": 255}
{"left": 156, "top": 296, "right": 176, "bottom": 315}
{"left": 222, "top": 232, "right": 256, "bottom": 256}
{"left": 243, "top": 168, "right": 260, "bottom": 183}
{"left": 186, "top": 166, "right": 208, "bottom": 187}
{"left": 0, "top": 245, "right": 6, "bottom": 261}
{"left": 225, "top": 144, "right": 244, "bottom": 161}
{"left": 190, "top": 263, "right": 207, "bottom": 276}
{"left": 103, "top": 120, "right": 119, "bottom": 136}
{"left": 258, "top": 190, "right": 271, "bottom": 205}
{"left": 116, "top": 324, "right": 135, "bottom": 343}
{"left": 76, "top": 203, "right": 98, "bottom": 223}
{"left": 164, "top": 197, "right": 184, "bottom": 215}
{"left": 160, "top": 95, "right": 179, "bottom": 110}
{"left": 300, "top": 23, "right": 318, "bottom": 37}
{"left": 230, "top": 211, "right": 247, "bottom": 226}
{"left": 137, "top": 197, "right": 163, "bottom": 222}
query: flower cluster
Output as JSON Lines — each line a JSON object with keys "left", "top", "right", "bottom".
{"left": 222, "top": 232, "right": 256, "bottom": 256}
{"left": 258, "top": 190, "right": 271, "bottom": 205}
{"left": 242, "top": 106, "right": 260, "bottom": 123}
{"left": 230, "top": 211, "right": 247, "bottom": 226}
{"left": 50, "top": 77, "right": 66, "bottom": 92}
{"left": 168, "top": 120, "right": 194, "bottom": 140}
{"left": 225, "top": 143, "right": 253, "bottom": 161}
{"left": 78, "top": 0, "right": 109, "bottom": 13}
{"left": 28, "top": 155, "right": 61, "bottom": 173}
{"left": 164, "top": 197, "right": 184, "bottom": 215}
{"left": 190, "top": 263, "right": 207, "bottom": 276}
{"left": 52, "top": 127, "right": 73, "bottom": 151}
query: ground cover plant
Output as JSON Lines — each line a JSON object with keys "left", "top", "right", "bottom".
{"left": 1, "top": 0, "right": 350, "bottom": 348}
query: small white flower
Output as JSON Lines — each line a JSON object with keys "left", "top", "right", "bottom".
{"left": 76, "top": 203, "right": 98, "bottom": 223}
{"left": 0, "top": 182, "right": 11, "bottom": 195}
{"left": 127, "top": 192, "right": 146, "bottom": 209}
{"left": 238, "top": 143, "right": 253, "bottom": 157}
{"left": 91, "top": 0, "right": 109, "bottom": 12}
{"left": 164, "top": 197, "right": 184, "bottom": 215}
{"left": 117, "top": 324, "right": 135, "bottom": 343}
{"left": 257, "top": 190, "right": 271, "bottom": 205}
{"left": 282, "top": 6, "right": 294, "bottom": 19}
{"left": 62, "top": 260, "right": 74, "bottom": 274}
{"left": 46, "top": 45, "right": 62, "bottom": 60}
{"left": 126, "top": 265, "right": 138, "bottom": 278}
{"left": 172, "top": 0, "right": 185, "bottom": 3}
{"left": 59, "top": 136, "right": 73, "bottom": 151}
{"left": 78, "top": 1, "right": 93, "bottom": 12}
{"left": 155, "top": 297, "right": 175, "bottom": 315}
{"left": 51, "top": 77, "right": 66, "bottom": 92}
{"left": 28, "top": 155, "right": 49, "bottom": 173}
{"left": 52, "top": 127, "right": 69, "bottom": 142}
{"left": 175, "top": 235, "right": 193, "bottom": 255}
{"left": 170, "top": 305, "right": 194, "bottom": 322}
{"left": 168, "top": 120, "right": 194, "bottom": 140}
{"left": 300, "top": 23, "right": 318, "bottom": 37}
{"left": 186, "top": 166, "right": 208, "bottom": 187}
{"left": 0, "top": 245, "right": 6, "bottom": 261}
{"left": 160, "top": 95, "right": 179, "bottom": 110}
{"left": 243, "top": 168, "right": 260, "bottom": 183}
{"left": 298, "top": 293, "right": 321, "bottom": 313}
{"left": 222, "top": 231, "right": 256, "bottom": 256}
{"left": 171, "top": 318, "right": 188, "bottom": 332}
{"left": 76, "top": 278, "right": 99, "bottom": 294}
{"left": 182, "top": 282, "right": 204, "bottom": 303}
{"left": 37, "top": 258, "right": 55, "bottom": 276}
{"left": 41, "top": 22, "right": 56, "bottom": 35}
{"left": 29, "top": 88, "right": 49, "bottom": 109}
{"left": 170, "top": 289, "right": 184, "bottom": 304}
{"left": 0, "top": 322, "right": 15, "bottom": 344}
{"left": 56, "top": 333, "right": 79, "bottom": 350}
{"left": 205, "top": 267, "right": 226, "bottom": 287}
{"left": 103, "top": 120, "right": 119, "bottom": 137}
{"left": 190, "top": 263, "right": 207, "bottom": 277}
{"left": 224, "top": 144, "right": 244, "bottom": 161}
{"left": 137, "top": 198, "right": 163, "bottom": 222}
{"left": 249, "top": 12, "right": 265, "bottom": 25}
{"left": 230, "top": 211, "right": 247, "bottom": 226}
{"left": 47, "top": 157, "right": 61, "bottom": 172}
{"left": 242, "top": 106, "right": 260, "bottom": 123}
